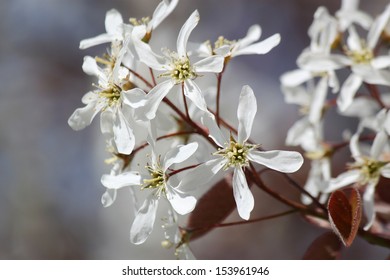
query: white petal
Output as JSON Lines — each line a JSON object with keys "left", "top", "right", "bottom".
{"left": 201, "top": 113, "right": 226, "bottom": 147}
{"left": 82, "top": 56, "right": 104, "bottom": 79}
{"left": 236, "top": 24, "right": 261, "bottom": 49}
{"left": 163, "top": 142, "right": 198, "bottom": 171}
{"left": 177, "top": 10, "right": 200, "bottom": 57}
{"left": 325, "top": 170, "right": 361, "bottom": 193}
{"left": 132, "top": 26, "right": 166, "bottom": 71}
{"left": 68, "top": 101, "right": 100, "bottom": 130}
{"left": 353, "top": 65, "right": 390, "bottom": 86}
{"left": 101, "top": 189, "right": 117, "bottom": 207}
{"left": 150, "top": 0, "right": 179, "bottom": 30}
{"left": 308, "top": 76, "right": 328, "bottom": 124}
{"left": 183, "top": 80, "right": 210, "bottom": 114}
{"left": 347, "top": 26, "right": 362, "bottom": 51}
{"left": 285, "top": 117, "right": 312, "bottom": 146}
{"left": 363, "top": 181, "right": 377, "bottom": 230}
{"left": 233, "top": 167, "right": 254, "bottom": 220}
{"left": 338, "top": 73, "right": 362, "bottom": 111}
{"left": 349, "top": 133, "right": 362, "bottom": 160}
{"left": 237, "top": 85, "right": 257, "bottom": 143}
{"left": 371, "top": 130, "right": 388, "bottom": 159}
{"left": 367, "top": 4, "right": 390, "bottom": 49}
{"left": 193, "top": 55, "right": 224, "bottom": 73}
{"left": 248, "top": 150, "right": 304, "bottom": 173}
{"left": 166, "top": 184, "right": 196, "bottom": 215}
{"left": 130, "top": 194, "right": 159, "bottom": 244}
{"left": 179, "top": 158, "right": 227, "bottom": 191}
{"left": 113, "top": 109, "right": 135, "bottom": 155}
{"left": 380, "top": 164, "right": 390, "bottom": 178}
{"left": 105, "top": 9, "right": 123, "bottom": 35}
{"left": 233, "top": 33, "right": 281, "bottom": 57}
{"left": 371, "top": 56, "right": 390, "bottom": 69}
{"left": 122, "top": 88, "right": 148, "bottom": 108}
{"left": 101, "top": 171, "right": 141, "bottom": 189}
{"left": 100, "top": 110, "right": 114, "bottom": 134}
{"left": 141, "top": 80, "right": 174, "bottom": 120}
{"left": 79, "top": 34, "right": 116, "bottom": 49}
{"left": 280, "top": 69, "right": 312, "bottom": 88}
{"left": 298, "top": 52, "right": 350, "bottom": 72}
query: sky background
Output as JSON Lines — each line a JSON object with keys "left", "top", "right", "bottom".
{"left": 0, "top": 0, "right": 389, "bottom": 259}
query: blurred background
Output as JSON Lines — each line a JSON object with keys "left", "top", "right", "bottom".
{"left": 1, "top": 0, "right": 389, "bottom": 259}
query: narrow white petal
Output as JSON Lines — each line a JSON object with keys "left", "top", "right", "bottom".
{"left": 237, "top": 85, "right": 257, "bottom": 143}
{"left": 338, "top": 73, "right": 362, "bottom": 111}
{"left": 367, "top": 4, "right": 390, "bottom": 49}
{"left": 130, "top": 194, "right": 159, "bottom": 244}
{"left": 101, "top": 189, "right": 117, "bottom": 207}
{"left": 68, "top": 101, "right": 100, "bottom": 131}
{"left": 201, "top": 113, "right": 226, "bottom": 147}
{"left": 280, "top": 69, "right": 312, "bottom": 88}
{"left": 233, "top": 167, "right": 254, "bottom": 220}
{"left": 163, "top": 142, "right": 198, "bottom": 171}
{"left": 370, "top": 130, "right": 388, "bottom": 160}
{"left": 132, "top": 26, "right": 166, "bottom": 70}
{"left": 113, "top": 109, "right": 135, "bottom": 155}
{"left": 380, "top": 164, "right": 390, "bottom": 178}
{"left": 309, "top": 76, "right": 328, "bottom": 124}
{"left": 101, "top": 171, "right": 141, "bottom": 189}
{"left": 353, "top": 65, "right": 390, "bottom": 86}
{"left": 233, "top": 33, "right": 281, "bottom": 57}
{"left": 236, "top": 24, "right": 261, "bottom": 49}
{"left": 298, "top": 52, "right": 350, "bottom": 72}
{"left": 105, "top": 9, "right": 123, "bottom": 35}
{"left": 82, "top": 56, "right": 104, "bottom": 78}
{"left": 179, "top": 158, "right": 227, "bottom": 191}
{"left": 371, "top": 56, "right": 390, "bottom": 69}
{"left": 184, "top": 80, "right": 209, "bottom": 114}
{"left": 141, "top": 80, "right": 174, "bottom": 120}
{"left": 100, "top": 110, "right": 114, "bottom": 134}
{"left": 363, "top": 182, "right": 377, "bottom": 230}
{"left": 248, "top": 150, "right": 304, "bottom": 173}
{"left": 193, "top": 55, "right": 224, "bottom": 73}
{"left": 166, "top": 184, "right": 196, "bottom": 215}
{"left": 349, "top": 133, "right": 362, "bottom": 160}
{"left": 325, "top": 170, "right": 361, "bottom": 193}
{"left": 79, "top": 34, "right": 116, "bottom": 49}
{"left": 177, "top": 10, "right": 200, "bottom": 57}
{"left": 347, "top": 26, "right": 362, "bottom": 51}
{"left": 122, "top": 88, "right": 148, "bottom": 108}
{"left": 151, "top": 0, "right": 179, "bottom": 30}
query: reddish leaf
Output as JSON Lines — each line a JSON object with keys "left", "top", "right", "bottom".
{"left": 303, "top": 231, "right": 343, "bottom": 260}
{"left": 186, "top": 174, "right": 236, "bottom": 241}
{"left": 328, "top": 188, "right": 362, "bottom": 247}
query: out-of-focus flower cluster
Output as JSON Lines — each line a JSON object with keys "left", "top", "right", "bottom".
{"left": 281, "top": 0, "right": 390, "bottom": 231}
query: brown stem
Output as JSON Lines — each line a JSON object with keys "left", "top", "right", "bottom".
{"left": 365, "top": 83, "right": 387, "bottom": 109}
{"left": 149, "top": 67, "right": 157, "bottom": 86}
{"left": 181, "top": 82, "right": 190, "bottom": 120}
{"left": 168, "top": 164, "right": 201, "bottom": 177}
{"left": 122, "top": 65, "right": 154, "bottom": 89}
{"left": 216, "top": 72, "right": 223, "bottom": 127}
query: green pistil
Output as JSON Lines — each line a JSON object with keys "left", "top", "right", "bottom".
{"left": 98, "top": 84, "right": 122, "bottom": 107}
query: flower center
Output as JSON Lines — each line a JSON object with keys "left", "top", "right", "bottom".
{"left": 345, "top": 43, "right": 373, "bottom": 64}
{"left": 170, "top": 57, "right": 196, "bottom": 83}
{"left": 215, "top": 138, "right": 255, "bottom": 169}
{"left": 129, "top": 17, "right": 151, "bottom": 26}
{"left": 143, "top": 164, "right": 166, "bottom": 193}
{"left": 214, "top": 36, "right": 236, "bottom": 49}
{"left": 350, "top": 158, "right": 387, "bottom": 184}
{"left": 98, "top": 83, "right": 122, "bottom": 108}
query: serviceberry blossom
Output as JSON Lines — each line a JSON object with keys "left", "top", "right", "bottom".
{"left": 129, "top": 142, "right": 198, "bottom": 244}
{"left": 128, "top": 10, "right": 224, "bottom": 120}
{"left": 197, "top": 24, "right": 281, "bottom": 63}
{"left": 182, "top": 86, "right": 304, "bottom": 220}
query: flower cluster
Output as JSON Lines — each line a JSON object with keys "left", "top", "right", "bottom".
{"left": 69, "top": 0, "right": 304, "bottom": 258}
{"left": 282, "top": 0, "right": 390, "bottom": 231}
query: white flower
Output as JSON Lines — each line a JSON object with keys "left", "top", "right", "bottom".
{"left": 337, "top": 5, "right": 390, "bottom": 111}
{"left": 181, "top": 86, "right": 304, "bottom": 220}
{"left": 67, "top": 55, "right": 145, "bottom": 154}
{"left": 325, "top": 132, "right": 390, "bottom": 230}
{"left": 130, "top": 142, "right": 198, "bottom": 244}
{"left": 336, "top": 0, "right": 373, "bottom": 31}
{"left": 197, "top": 24, "right": 280, "bottom": 60}
{"left": 129, "top": 10, "right": 224, "bottom": 120}
{"left": 80, "top": 9, "right": 129, "bottom": 49}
